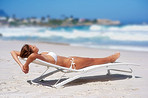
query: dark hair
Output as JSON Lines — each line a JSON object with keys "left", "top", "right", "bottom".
{"left": 20, "top": 44, "right": 33, "bottom": 58}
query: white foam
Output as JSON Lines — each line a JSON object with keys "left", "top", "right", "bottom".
{"left": 89, "top": 24, "right": 148, "bottom": 32}
{"left": 1, "top": 25, "right": 148, "bottom": 42}
{"left": 89, "top": 25, "right": 103, "bottom": 31}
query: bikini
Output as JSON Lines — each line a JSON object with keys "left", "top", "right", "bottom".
{"left": 46, "top": 52, "right": 58, "bottom": 64}
{"left": 46, "top": 52, "right": 76, "bottom": 69}
{"left": 70, "top": 58, "right": 76, "bottom": 69}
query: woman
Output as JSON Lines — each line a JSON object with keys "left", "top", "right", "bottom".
{"left": 11, "top": 44, "right": 120, "bottom": 74}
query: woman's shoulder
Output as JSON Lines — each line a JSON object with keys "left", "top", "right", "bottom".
{"left": 28, "top": 53, "right": 38, "bottom": 59}
{"left": 40, "top": 51, "right": 49, "bottom": 55}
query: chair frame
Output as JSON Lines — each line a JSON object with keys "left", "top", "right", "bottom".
{"left": 21, "top": 58, "right": 137, "bottom": 88}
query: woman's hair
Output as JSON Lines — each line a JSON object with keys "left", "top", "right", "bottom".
{"left": 20, "top": 44, "right": 33, "bottom": 58}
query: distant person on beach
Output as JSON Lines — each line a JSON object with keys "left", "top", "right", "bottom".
{"left": 11, "top": 44, "right": 120, "bottom": 74}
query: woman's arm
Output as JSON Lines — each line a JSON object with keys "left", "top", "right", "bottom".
{"left": 11, "top": 51, "right": 47, "bottom": 74}
{"left": 23, "top": 53, "right": 37, "bottom": 73}
{"left": 23, "top": 53, "right": 47, "bottom": 74}
{"left": 10, "top": 51, "right": 24, "bottom": 70}
{"left": 10, "top": 50, "right": 36, "bottom": 74}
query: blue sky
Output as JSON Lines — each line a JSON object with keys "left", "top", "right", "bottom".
{"left": 0, "top": 0, "right": 148, "bottom": 24}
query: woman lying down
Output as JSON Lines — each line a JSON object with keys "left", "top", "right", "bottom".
{"left": 11, "top": 44, "right": 120, "bottom": 74}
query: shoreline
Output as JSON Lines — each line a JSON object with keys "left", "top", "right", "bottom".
{"left": 0, "top": 40, "right": 148, "bottom": 97}
{"left": 1, "top": 39, "right": 148, "bottom": 53}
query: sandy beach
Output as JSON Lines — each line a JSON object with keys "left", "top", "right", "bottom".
{"left": 0, "top": 40, "right": 148, "bottom": 98}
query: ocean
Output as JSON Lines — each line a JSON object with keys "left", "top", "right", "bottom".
{"left": 0, "top": 24, "right": 148, "bottom": 52}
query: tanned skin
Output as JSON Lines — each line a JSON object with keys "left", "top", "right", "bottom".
{"left": 11, "top": 45, "right": 120, "bottom": 74}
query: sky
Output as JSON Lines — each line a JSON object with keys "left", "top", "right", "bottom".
{"left": 0, "top": 0, "right": 148, "bottom": 24}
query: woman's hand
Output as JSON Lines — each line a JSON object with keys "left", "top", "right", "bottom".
{"left": 21, "top": 65, "right": 29, "bottom": 74}
{"left": 21, "top": 53, "right": 37, "bottom": 74}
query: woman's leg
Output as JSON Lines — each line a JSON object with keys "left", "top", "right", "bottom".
{"left": 92, "top": 52, "right": 120, "bottom": 65}
{"left": 73, "top": 53, "right": 120, "bottom": 69}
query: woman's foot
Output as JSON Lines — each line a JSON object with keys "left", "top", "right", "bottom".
{"left": 108, "top": 52, "right": 120, "bottom": 63}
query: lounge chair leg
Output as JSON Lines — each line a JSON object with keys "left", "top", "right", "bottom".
{"left": 106, "top": 66, "right": 111, "bottom": 75}
{"left": 31, "top": 69, "right": 60, "bottom": 83}
{"left": 107, "top": 69, "right": 111, "bottom": 75}
{"left": 127, "top": 64, "right": 135, "bottom": 79}
{"left": 129, "top": 67, "right": 135, "bottom": 79}
{"left": 53, "top": 73, "right": 66, "bottom": 86}
{"left": 52, "top": 73, "right": 82, "bottom": 88}
{"left": 106, "top": 64, "right": 135, "bottom": 78}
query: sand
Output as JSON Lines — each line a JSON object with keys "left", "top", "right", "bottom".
{"left": 0, "top": 40, "right": 148, "bottom": 98}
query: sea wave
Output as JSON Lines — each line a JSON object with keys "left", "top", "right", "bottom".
{"left": 1, "top": 25, "right": 148, "bottom": 41}
{"left": 0, "top": 25, "right": 148, "bottom": 51}
{"left": 90, "top": 24, "right": 148, "bottom": 32}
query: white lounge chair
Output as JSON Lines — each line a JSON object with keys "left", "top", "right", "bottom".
{"left": 21, "top": 58, "right": 137, "bottom": 88}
